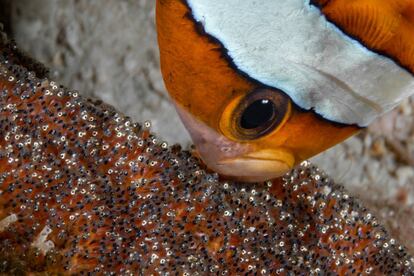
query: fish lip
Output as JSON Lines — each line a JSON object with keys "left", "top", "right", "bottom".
{"left": 221, "top": 149, "right": 296, "bottom": 167}
{"left": 214, "top": 159, "right": 291, "bottom": 182}
{"left": 214, "top": 150, "right": 295, "bottom": 182}
{"left": 217, "top": 156, "right": 287, "bottom": 165}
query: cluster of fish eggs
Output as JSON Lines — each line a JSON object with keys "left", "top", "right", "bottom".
{"left": 0, "top": 39, "right": 413, "bottom": 275}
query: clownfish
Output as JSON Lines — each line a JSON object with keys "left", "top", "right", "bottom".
{"left": 156, "top": 0, "right": 414, "bottom": 182}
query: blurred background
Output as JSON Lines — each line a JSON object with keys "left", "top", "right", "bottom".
{"left": 1, "top": 0, "right": 413, "bottom": 253}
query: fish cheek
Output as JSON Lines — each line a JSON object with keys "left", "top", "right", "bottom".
{"left": 266, "top": 109, "right": 361, "bottom": 163}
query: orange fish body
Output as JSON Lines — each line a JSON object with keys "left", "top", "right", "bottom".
{"left": 156, "top": 0, "right": 414, "bottom": 181}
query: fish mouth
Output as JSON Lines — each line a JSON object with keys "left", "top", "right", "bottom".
{"left": 215, "top": 149, "right": 295, "bottom": 182}
{"left": 172, "top": 104, "right": 295, "bottom": 182}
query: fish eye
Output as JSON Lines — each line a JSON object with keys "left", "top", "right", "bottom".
{"left": 240, "top": 99, "right": 276, "bottom": 130}
{"left": 220, "top": 88, "right": 291, "bottom": 140}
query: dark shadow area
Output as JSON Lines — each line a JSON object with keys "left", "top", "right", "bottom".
{"left": 0, "top": 1, "right": 48, "bottom": 78}
{"left": 0, "top": 0, "right": 12, "bottom": 35}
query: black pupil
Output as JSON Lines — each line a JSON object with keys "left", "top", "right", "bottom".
{"left": 240, "top": 99, "right": 276, "bottom": 129}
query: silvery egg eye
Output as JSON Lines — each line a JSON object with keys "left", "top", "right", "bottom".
{"left": 232, "top": 88, "right": 290, "bottom": 140}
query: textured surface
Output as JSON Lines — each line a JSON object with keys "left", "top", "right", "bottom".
{"left": 6, "top": 0, "right": 189, "bottom": 145}
{"left": 0, "top": 39, "right": 413, "bottom": 274}
{"left": 3, "top": 0, "right": 414, "bottom": 254}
